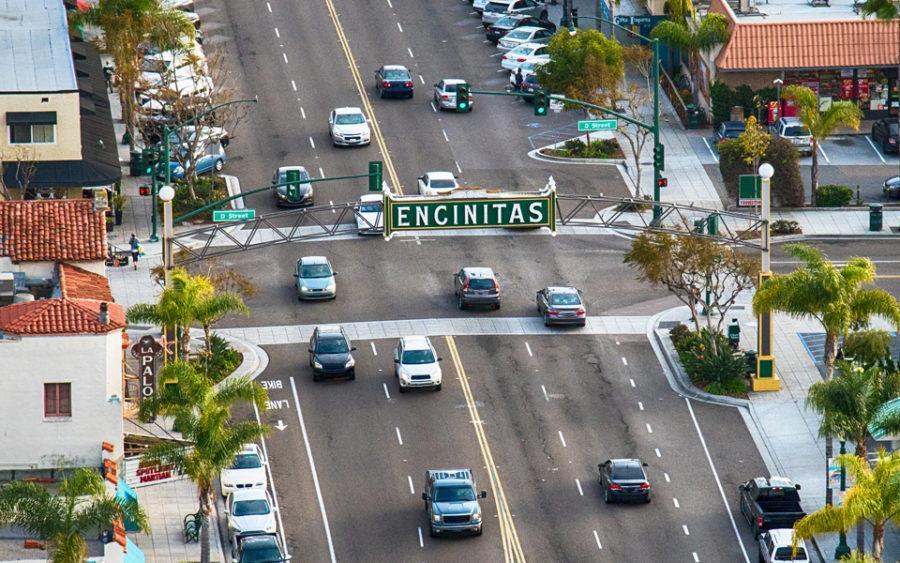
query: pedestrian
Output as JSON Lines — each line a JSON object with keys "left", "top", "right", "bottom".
{"left": 103, "top": 61, "right": 115, "bottom": 93}
{"left": 129, "top": 233, "right": 140, "bottom": 270}
{"left": 514, "top": 68, "right": 524, "bottom": 94}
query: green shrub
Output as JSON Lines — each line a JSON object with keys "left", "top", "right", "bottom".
{"left": 564, "top": 139, "right": 586, "bottom": 153}
{"left": 704, "top": 377, "right": 748, "bottom": 397}
{"left": 170, "top": 176, "right": 229, "bottom": 222}
{"left": 193, "top": 334, "right": 242, "bottom": 383}
{"left": 816, "top": 184, "right": 853, "bottom": 207}
{"left": 676, "top": 329, "right": 746, "bottom": 386}
{"left": 771, "top": 220, "right": 801, "bottom": 235}
{"left": 843, "top": 330, "right": 891, "bottom": 367}
{"left": 669, "top": 323, "right": 691, "bottom": 348}
{"left": 718, "top": 136, "right": 803, "bottom": 207}
{"left": 548, "top": 138, "right": 623, "bottom": 159}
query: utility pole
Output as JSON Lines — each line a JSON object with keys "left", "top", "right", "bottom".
{"left": 753, "top": 163, "right": 779, "bottom": 392}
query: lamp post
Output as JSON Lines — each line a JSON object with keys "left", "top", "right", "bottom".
{"left": 158, "top": 184, "right": 175, "bottom": 288}
{"left": 773, "top": 78, "right": 783, "bottom": 122}
{"left": 753, "top": 163, "right": 779, "bottom": 391}
{"left": 834, "top": 439, "right": 851, "bottom": 559}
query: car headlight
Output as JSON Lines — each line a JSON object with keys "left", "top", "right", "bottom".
{"left": 345, "top": 357, "right": 355, "bottom": 368}
{"left": 432, "top": 514, "right": 442, "bottom": 523}
{"left": 313, "top": 360, "right": 323, "bottom": 369}
{"left": 472, "top": 512, "right": 482, "bottom": 522}
{"left": 398, "top": 369, "right": 410, "bottom": 382}
{"left": 300, "top": 286, "right": 310, "bottom": 292}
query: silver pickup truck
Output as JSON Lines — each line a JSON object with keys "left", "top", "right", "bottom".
{"left": 422, "top": 469, "right": 487, "bottom": 537}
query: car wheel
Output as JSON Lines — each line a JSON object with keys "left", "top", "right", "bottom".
{"left": 313, "top": 373, "right": 321, "bottom": 382}
{"left": 885, "top": 141, "right": 891, "bottom": 154}
{"left": 398, "top": 385, "right": 407, "bottom": 393}
{"left": 429, "top": 525, "right": 437, "bottom": 538}
{"left": 408, "top": 91, "right": 414, "bottom": 99}
{"left": 348, "top": 371, "right": 356, "bottom": 381}
{"left": 214, "top": 159, "right": 224, "bottom": 171}
{"left": 644, "top": 495, "right": 651, "bottom": 504}
{"left": 474, "top": 526, "right": 483, "bottom": 536}
{"left": 434, "top": 384, "right": 442, "bottom": 392}
{"left": 493, "top": 303, "right": 500, "bottom": 310}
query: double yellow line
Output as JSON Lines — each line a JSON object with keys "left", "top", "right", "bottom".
{"left": 322, "top": 0, "right": 404, "bottom": 195}
{"left": 446, "top": 336, "right": 526, "bottom": 563}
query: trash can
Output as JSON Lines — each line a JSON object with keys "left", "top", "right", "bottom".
{"left": 706, "top": 213, "right": 719, "bottom": 236}
{"left": 129, "top": 150, "right": 145, "bottom": 177}
{"left": 693, "top": 218, "right": 704, "bottom": 234}
{"left": 745, "top": 350, "right": 758, "bottom": 375}
{"left": 869, "top": 203, "right": 883, "bottom": 232}
{"left": 727, "top": 318, "right": 740, "bottom": 350}
{"left": 686, "top": 104, "right": 701, "bottom": 129}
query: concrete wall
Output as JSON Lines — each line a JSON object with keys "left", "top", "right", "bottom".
{"left": 0, "top": 92, "right": 81, "bottom": 161}
{"left": 0, "top": 331, "right": 124, "bottom": 470}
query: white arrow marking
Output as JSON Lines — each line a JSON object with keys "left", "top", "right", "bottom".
{"left": 274, "top": 420, "right": 287, "bottom": 431}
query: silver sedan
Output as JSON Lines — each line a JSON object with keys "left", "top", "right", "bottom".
{"left": 433, "top": 79, "right": 474, "bottom": 112}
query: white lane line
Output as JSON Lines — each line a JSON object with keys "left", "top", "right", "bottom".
{"left": 383, "top": 383, "right": 391, "bottom": 400}
{"left": 558, "top": 431, "right": 567, "bottom": 448}
{"left": 282, "top": 52, "right": 289, "bottom": 64}
{"left": 702, "top": 137, "right": 718, "bottom": 162}
{"left": 430, "top": 101, "right": 437, "bottom": 112}
{"left": 329, "top": 200, "right": 335, "bottom": 213}
{"left": 442, "top": 129, "right": 450, "bottom": 142}
{"left": 865, "top": 135, "right": 887, "bottom": 163}
{"left": 370, "top": 342, "right": 378, "bottom": 355}
{"left": 417, "top": 527, "right": 424, "bottom": 548}
{"left": 490, "top": 52, "right": 503, "bottom": 58}
{"left": 541, "top": 384, "right": 549, "bottom": 401}
{"left": 266, "top": 1, "right": 271, "bottom": 12}
{"left": 483, "top": 39, "right": 490, "bottom": 43}
{"left": 673, "top": 497, "right": 680, "bottom": 508}
{"left": 664, "top": 472, "right": 671, "bottom": 483}
{"left": 319, "top": 167, "right": 325, "bottom": 178}
{"left": 386, "top": 0, "right": 392, "bottom": 6}
{"left": 682, "top": 524, "right": 690, "bottom": 536}
{"left": 817, "top": 141, "right": 830, "bottom": 163}
{"left": 289, "top": 377, "right": 336, "bottom": 563}
{"left": 397, "top": 21, "right": 403, "bottom": 32}
{"left": 407, "top": 475, "right": 415, "bottom": 495}
{"left": 274, "top": 27, "right": 280, "bottom": 38}
{"left": 575, "top": 478, "right": 584, "bottom": 496}
{"left": 629, "top": 378, "right": 636, "bottom": 388}
{"left": 407, "top": 47, "right": 414, "bottom": 58}
{"left": 395, "top": 426, "right": 404, "bottom": 446}
{"left": 655, "top": 448, "right": 661, "bottom": 458}
{"left": 418, "top": 74, "right": 425, "bottom": 85}
{"left": 685, "top": 397, "right": 750, "bottom": 562}
{"left": 291, "top": 79, "right": 297, "bottom": 91}
{"left": 300, "top": 106, "right": 306, "bottom": 119}
{"left": 251, "top": 403, "right": 290, "bottom": 557}
{"left": 646, "top": 423, "right": 653, "bottom": 434}
{"left": 638, "top": 401, "right": 644, "bottom": 411}
{"left": 525, "top": 342, "right": 533, "bottom": 357}
{"left": 621, "top": 357, "right": 628, "bottom": 366}
{"left": 455, "top": 160, "right": 462, "bottom": 174}
{"left": 593, "top": 530, "right": 602, "bottom": 550}
{"left": 615, "top": 339, "right": 620, "bottom": 345}
{"left": 309, "top": 137, "right": 315, "bottom": 149}
{"left": 693, "top": 552, "right": 700, "bottom": 562}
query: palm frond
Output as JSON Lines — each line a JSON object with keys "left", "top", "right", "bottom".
{"left": 851, "top": 289, "right": 900, "bottom": 329}
{"left": 649, "top": 20, "right": 693, "bottom": 50}
{"left": 794, "top": 504, "right": 849, "bottom": 538}
{"left": 694, "top": 13, "right": 730, "bottom": 51}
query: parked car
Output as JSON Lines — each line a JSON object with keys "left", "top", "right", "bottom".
{"left": 226, "top": 489, "right": 277, "bottom": 541}
{"left": 883, "top": 175, "right": 900, "bottom": 199}
{"left": 161, "top": 142, "right": 225, "bottom": 180}
{"left": 220, "top": 443, "right": 267, "bottom": 497}
{"left": 715, "top": 120, "right": 745, "bottom": 144}
{"left": 394, "top": 336, "right": 443, "bottom": 392}
{"left": 497, "top": 25, "right": 554, "bottom": 50}
{"left": 294, "top": 256, "right": 336, "bottom": 301}
{"left": 770, "top": 117, "right": 812, "bottom": 155}
{"left": 232, "top": 532, "right": 289, "bottom": 563}
{"left": 272, "top": 165, "right": 314, "bottom": 207}
{"left": 482, "top": 0, "right": 548, "bottom": 27}
{"left": 453, "top": 267, "right": 500, "bottom": 310}
{"left": 872, "top": 118, "right": 899, "bottom": 154}
{"left": 536, "top": 286, "right": 586, "bottom": 326}
{"left": 417, "top": 171, "right": 459, "bottom": 195}
{"left": 501, "top": 43, "right": 549, "bottom": 71}
{"left": 598, "top": 459, "right": 651, "bottom": 504}
{"left": 423, "top": 468, "right": 487, "bottom": 537}
{"left": 328, "top": 107, "right": 371, "bottom": 146}
{"left": 308, "top": 325, "right": 356, "bottom": 381}
{"left": 355, "top": 193, "right": 384, "bottom": 235}
{"left": 508, "top": 58, "right": 547, "bottom": 86}
{"left": 486, "top": 14, "right": 555, "bottom": 43}
{"left": 518, "top": 74, "right": 543, "bottom": 102}
{"left": 738, "top": 477, "right": 806, "bottom": 538}
{"left": 759, "top": 529, "right": 810, "bottom": 563}
{"left": 473, "top": 0, "right": 491, "bottom": 14}
{"left": 375, "top": 65, "right": 414, "bottom": 99}
{"left": 433, "top": 79, "right": 474, "bottom": 112}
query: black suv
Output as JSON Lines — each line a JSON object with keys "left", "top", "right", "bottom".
{"left": 308, "top": 325, "right": 357, "bottom": 381}
{"left": 872, "top": 118, "right": 899, "bottom": 154}
{"left": 486, "top": 14, "right": 556, "bottom": 43}
{"left": 598, "top": 459, "right": 651, "bottom": 504}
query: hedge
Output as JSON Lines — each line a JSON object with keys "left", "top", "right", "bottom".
{"left": 710, "top": 82, "right": 777, "bottom": 129}
{"left": 719, "top": 136, "right": 804, "bottom": 207}
{"left": 816, "top": 184, "right": 853, "bottom": 207}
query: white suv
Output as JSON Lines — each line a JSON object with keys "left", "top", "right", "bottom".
{"left": 770, "top": 117, "right": 812, "bottom": 155}
{"left": 394, "top": 336, "right": 443, "bottom": 392}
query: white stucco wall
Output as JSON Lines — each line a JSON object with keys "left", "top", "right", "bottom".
{"left": 0, "top": 331, "right": 123, "bottom": 470}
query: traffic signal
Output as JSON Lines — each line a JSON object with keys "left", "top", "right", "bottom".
{"left": 533, "top": 90, "right": 548, "bottom": 116}
{"left": 139, "top": 185, "right": 151, "bottom": 196}
{"left": 456, "top": 83, "right": 470, "bottom": 112}
{"left": 653, "top": 144, "right": 665, "bottom": 171}
{"left": 656, "top": 177, "right": 668, "bottom": 188}
{"left": 571, "top": 7, "right": 578, "bottom": 26}
{"left": 285, "top": 169, "right": 301, "bottom": 200}
{"left": 141, "top": 147, "right": 158, "bottom": 176}
{"left": 368, "top": 161, "right": 383, "bottom": 192}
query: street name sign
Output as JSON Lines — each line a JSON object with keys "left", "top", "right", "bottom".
{"left": 614, "top": 15, "right": 667, "bottom": 26}
{"left": 578, "top": 119, "right": 618, "bottom": 132}
{"left": 737, "top": 175, "right": 761, "bottom": 207}
{"left": 213, "top": 209, "right": 256, "bottom": 222}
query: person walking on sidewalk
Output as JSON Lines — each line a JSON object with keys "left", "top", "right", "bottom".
{"left": 129, "top": 233, "right": 140, "bottom": 270}
{"left": 103, "top": 61, "right": 115, "bottom": 93}
{"left": 514, "top": 68, "right": 524, "bottom": 94}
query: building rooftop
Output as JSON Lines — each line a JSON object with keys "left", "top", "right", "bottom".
{"left": 59, "top": 262, "right": 113, "bottom": 301}
{"left": 723, "top": 0, "right": 871, "bottom": 22}
{"left": 0, "top": 298, "right": 124, "bottom": 336}
{"left": 0, "top": 200, "right": 107, "bottom": 263}
{"left": 0, "top": 0, "right": 78, "bottom": 93}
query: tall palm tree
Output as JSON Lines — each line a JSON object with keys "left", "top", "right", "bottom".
{"left": 69, "top": 0, "right": 195, "bottom": 147}
{"left": 794, "top": 450, "right": 900, "bottom": 560}
{"left": 139, "top": 361, "right": 269, "bottom": 563}
{"left": 807, "top": 361, "right": 900, "bottom": 551}
{"left": 781, "top": 85, "right": 863, "bottom": 206}
{"left": 0, "top": 469, "right": 148, "bottom": 563}
{"left": 650, "top": 13, "right": 730, "bottom": 104}
{"left": 194, "top": 290, "right": 249, "bottom": 374}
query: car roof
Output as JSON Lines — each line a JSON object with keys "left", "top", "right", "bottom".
{"left": 334, "top": 106, "right": 364, "bottom": 115}
{"left": 721, "top": 121, "right": 745, "bottom": 128}
{"left": 230, "top": 488, "right": 268, "bottom": 502}
{"left": 513, "top": 26, "right": 545, "bottom": 32}
{"left": 610, "top": 458, "right": 643, "bottom": 467}
{"left": 278, "top": 165, "right": 308, "bottom": 173}
{"left": 546, "top": 286, "right": 579, "bottom": 294}
{"left": 400, "top": 335, "right": 432, "bottom": 350}
{"left": 239, "top": 443, "right": 262, "bottom": 455}
{"left": 299, "top": 256, "right": 328, "bottom": 264}
{"left": 440, "top": 79, "right": 466, "bottom": 85}
{"left": 426, "top": 171, "right": 456, "bottom": 180}
{"left": 767, "top": 528, "right": 802, "bottom": 545}
{"left": 382, "top": 64, "right": 409, "bottom": 71}
{"left": 358, "top": 193, "right": 383, "bottom": 202}
{"left": 462, "top": 267, "right": 495, "bottom": 278}
{"left": 514, "top": 42, "right": 546, "bottom": 50}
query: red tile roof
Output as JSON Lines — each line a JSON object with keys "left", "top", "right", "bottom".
{"left": 0, "top": 200, "right": 107, "bottom": 263}
{"left": 0, "top": 298, "right": 125, "bottom": 336}
{"left": 59, "top": 263, "right": 114, "bottom": 302}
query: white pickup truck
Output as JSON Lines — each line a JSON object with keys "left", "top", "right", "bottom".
{"left": 758, "top": 528, "right": 810, "bottom": 562}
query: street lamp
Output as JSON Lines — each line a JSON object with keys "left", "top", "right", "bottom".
{"left": 834, "top": 439, "right": 851, "bottom": 559}
{"left": 753, "top": 163, "right": 779, "bottom": 391}
{"left": 773, "top": 78, "right": 783, "bottom": 122}
{"left": 158, "top": 184, "right": 175, "bottom": 288}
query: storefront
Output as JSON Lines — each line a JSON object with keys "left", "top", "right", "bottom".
{"left": 782, "top": 68, "right": 899, "bottom": 119}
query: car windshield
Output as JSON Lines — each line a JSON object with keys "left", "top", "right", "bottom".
{"left": 383, "top": 69, "right": 409, "bottom": 80}
{"left": 233, "top": 499, "right": 270, "bottom": 516}
{"left": 550, "top": 293, "right": 581, "bottom": 306}
{"left": 887, "top": 123, "right": 899, "bottom": 135}
{"left": 611, "top": 464, "right": 645, "bottom": 480}
{"left": 495, "top": 16, "right": 518, "bottom": 26}
{"left": 402, "top": 349, "right": 436, "bottom": 364}
{"left": 430, "top": 179, "right": 457, "bottom": 188}
{"left": 299, "top": 264, "right": 332, "bottom": 278}
{"left": 442, "top": 83, "right": 458, "bottom": 93}
{"left": 434, "top": 486, "right": 476, "bottom": 502}
{"left": 507, "top": 29, "right": 530, "bottom": 39}
{"left": 485, "top": 2, "right": 510, "bottom": 11}
{"left": 359, "top": 202, "right": 382, "bottom": 213}
{"left": 773, "top": 547, "right": 807, "bottom": 560}
{"left": 335, "top": 113, "right": 365, "bottom": 125}
{"left": 784, "top": 125, "right": 810, "bottom": 137}
{"left": 468, "top": 278, "right": 495, "bottom": 290}
{"left": 317, "top": 337, "right": 349, "bottom": 354}
{"left": 231, "top": 453, "right": 262, "bottom": 470}
{"left": 241, "top": 544, "right": 284, "bottom": 563}
{"left": 509, "top": 45, "right": 534, "bottom": 55}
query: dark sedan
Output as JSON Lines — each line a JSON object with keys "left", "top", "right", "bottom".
{"left": 308, "top": 325, "right": 356, "bottom": 382}
{"left": 599, "top": 459, "right": 651, "bottom": 504}
{"left": 872, "top": 118, "right": 899, "bottom": 154}
{"left": 715, "top": 120, "right": 745, "bottom": 144}
{"left": 375, "top": 65, "right": 414, "bottom": 99}
{"left": 883, "top": 175, "right": 900, "bottom": 200}
{"left": 486, "top": 14, "right": 556, "bottom": 43}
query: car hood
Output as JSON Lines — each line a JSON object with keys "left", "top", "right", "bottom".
{"left": 277, "top": 183, "right": 312, "bottom": 195}
{"left": 221, "top": 467, "right": 266, "bottom": 486}
{"left": 434, "top": 500, "right": 479, "bottom": 515}
{"left": 230, "top": 512, "right": 274, "bottom": 533}
{"left": 315, "top": 352, "right": 351, "bottom": 366}
{"left": 333, "top": 123, "right": 369, "bottom": 136}
{"left": 399, "top": 363, "right": 441, "bottom": 378}
{"left": 298, "top": 276, "right": 334, "bottom": 290}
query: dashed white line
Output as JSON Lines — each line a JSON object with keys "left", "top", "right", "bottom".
{"left": 673, "top": 497, "right": 680, "bottom": 508}
{"left": 430, "top": 101, "right": 437, "bottom": 112}
{"left": 664, "top": 472, "right": 671, "bottom": 483}
{"left": 386, "top": 0, "right": 393, "bottom": 7}
{"left": 282, "top": 52, "right": 289, "bottom": 64}
{"left": 407, "top": 47, "right": 414, "bottom": 58}
{"left": 558, "top": 431, "right": 567, "bottom": 448}
{"left": 541, "top": 384, "right": 549, "bottom": 401}
{"left": 418, "top": 74, "right": 425, "bottom": 85}
{"left": 682, "top": 525, "right": 690, "bottom": 536}
{"left": 407, "top": 475, "right": 415, "bottom": 495}
{"left": 395, "top": 427, "right": 404, "bottom": 446}
{"left": 865, "top": 135, "right": 887, "bottom": 163}
{"left": 300, "top": 106, "right": 306, "bottom": 119}
{"left": 575, "top": 478, "right": 584, "bottom": 496}
{"left": 274, "top": 27, "right": 280, "bottom": 38}
{"left": 655, "top": 448, "right": 661, "bottom": 458}
{"left": 621, "top": 357, "right": 628, "bottom": 366}
{"left": 266, "top": 1, "right": 271, "bottom": 12}
{"left": 397, "top": 21, "right": 404, "bottom": 32}
{"left": 646, "top": 423, "right": 653, "bottom": 434}
{"left": 291, "top": 79, "right": 297, "bottom": 91}
{"left": 593, "top": 530, "right": 602, "bottom": 550}
{"left": 525, "top": 342, "right": 533, "bottom": 357}
{"left": 615, "top": 339, "right": 620, "bottom": 345}
{"left": 693, "top": 552, "right": 700, "bottom": 562}
{"left": 629, "top": 378, "right": 636, "bottom": 388}
{"left": 370, "top": 342, "right": 378, "bottom": 355}
{"left": 382, "top": 383, "right": 391, "bottom": 400}
{"left": 638, "top": 401, "right": 644, "bottom": 411}
{"left": 309, "top": 136, "right": 315, "bottom": 149}
{"left": 319, "top": 167, "right": 325, "bottom": 178}
{"left": 455, "top": 160, "right": 462, "bottom": 174}
{"left": 417, "top": 527, "right": 424, "bottom": 547}
{"left": 329, "top": 199, "right": 335, "bottom": 213}
{"left": 442, "top": 129, "right": 449, "bottom": 142}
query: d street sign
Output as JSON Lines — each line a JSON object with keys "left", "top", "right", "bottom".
{"left": 737, "top": 175, "right": 762, "bottom": 207}
{"left": 213, "top": 209, "right": 256, "bottom": 222}
{"left": 614, "top": 14, "right": 667, "bottom": 26}
{"left": 578, "top": 119, "right": 618, "bottom": 132}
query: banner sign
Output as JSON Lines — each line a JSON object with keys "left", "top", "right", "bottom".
{"left": 130, "top": 335, "right": 163, "bottom": 401}
{"left": 124, "top": 454, "right": 185, "bottom": 488}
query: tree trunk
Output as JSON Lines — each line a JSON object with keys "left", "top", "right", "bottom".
{"left": 688, "top": 52, "right": 699, "bottom": 105}
{"left": 872, "top": 521, "right": 885, "bottom": 560}
{"left": 823, "top": 331, "right": 837, "bottom": 380}
{"left": 199, "top": 486, "right": 211, "bottom": 563}
{"left": 855, "top": 441, "right": 867, "bottom": 554}
{"left": 204, "top": 324, "right": 212, "bottom": 377}
{"left": 810, "top": 138, "right": 819, "bottom": 206}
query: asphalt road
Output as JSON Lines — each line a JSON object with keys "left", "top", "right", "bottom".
{"left": 257, "top": 335, "right": 766, "bottom": 562}
{"left": 771, "top": 238, "right": 900, "bottom": 295}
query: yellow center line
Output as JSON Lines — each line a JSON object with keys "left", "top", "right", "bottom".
{"left": 446, "top": 336, "right": 526, "bottom": 563}
{"left": 322, "top": 0, "right": 403, "bottom": 195}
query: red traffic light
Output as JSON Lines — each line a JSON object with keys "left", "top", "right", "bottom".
{"left": 138, "top": 185, "right": 151, "bottom": 196}
{"left": 656, "top": 178, "right": 668, "bottom": 188}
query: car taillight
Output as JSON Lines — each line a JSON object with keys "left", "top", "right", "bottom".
{"left": 517, "top": 58, "right": 526, "bottom": 62}
{"left": 548, "top": 310, "right": 560, "bottom": 316}
{"left": 609, "top": 484, "right": 622, "bottom": 491}
{"left": 382, "top": 81, "right": 390, "bottom": 88}
{"left": 405, "top": 81, "right": 414, "bottom": 88}
{"left": 639, "top": 483, "right": 650, "bottom": 490}
{"left": 890, "top": 138, "right": 897, "bottom": 144}
{"left": 442, "top": 95, "right": 450, "bottom": 100}
{"left": 461, "top": 280, "right": 470, "bottom": 293}
{"left": 757, "top": 516, "right": 764, "bottom": 528}
{"left": 576, "top": 308, "right": 586, "bottom": 316}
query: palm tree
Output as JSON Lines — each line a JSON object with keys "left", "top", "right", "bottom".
{"left": 139, "top": 361, "right": 269, "bottom": 563}
{"left": 753, "top": 244, "right": 900, "bottom": 381}
{"left": 794, "top": 450, "right": 900, "bottom": 560}
{"left": 650, "top": 13, "right": 730, "bottom": 104}
{"left": 0, "top": 468, "right": 148, "bottom": 563}
{"left": 70, "top": 0, "right": 195, "bottom": 147}
{"left": 781, "top": 85, "right": 862, "bottom": 206}
{"left": 194, "top": 290, "right": 248, "bottom": 374}
{"left": 807, "top": 361, "right": 900, "bottom": 551}
{"left": 860, "top": 0, "right": 898, "bottom": 19}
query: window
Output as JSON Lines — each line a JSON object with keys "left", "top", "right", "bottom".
{"left": 44, "top": 383, "right": 71, "bottom": 417}
{"left": 7, "top": 112, "right": 56, "bottom": 144}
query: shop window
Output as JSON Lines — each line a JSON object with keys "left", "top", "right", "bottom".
{"left": 8, "top": 123, "right": 55, "bottom": 144}
{"left": 44, "top": 382, "right": 72, "bottom": 417}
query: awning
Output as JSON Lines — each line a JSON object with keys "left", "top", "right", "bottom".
{"left": 116, "top": 479, "right": 142, "bottom": 532}
{"left": 869, "top": 397, "right": 900, "bottom": 440}
{"left": 6, "top": 111, "right": 57, "bottom": 125}
{"left": 124, "top": 538, "right": 145, "bottom": 563}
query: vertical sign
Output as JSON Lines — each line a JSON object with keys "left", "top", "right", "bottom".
{"left": 738, "top": 175, "right": 762, "bottom": 207}
{"left": 285, "top": 169, "right": 301, "bottom": 201}
{"left": 131, "top": 335, "right": 163, "bottom": 401}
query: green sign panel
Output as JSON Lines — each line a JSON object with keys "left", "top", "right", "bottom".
{"left": 738, "top": 175, "right": 761, "bottom": 207}
{"left": 213, "top": 209, "right": 256, "bottom": 222}
{"left": 285, "top": 169, "right": 301, "bottom": 200}
{"left": 383, "top": 193, "right": 556, "bottom": 238}
{"left": 578, "top": 119, "right": 618, "bottom": 132}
